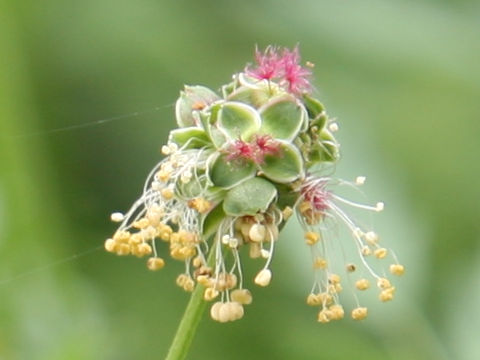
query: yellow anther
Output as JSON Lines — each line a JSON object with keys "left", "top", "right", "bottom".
{"left": 204, "top": 287, "right": 219, "bottom": 301}
{"left": 328, "top": 283, "right": 343, "bottom": 294}
{"left": 231, "top": 289, "right": 253, "bottom": 305}
{"left": 128, "top": 233, "right": 142, "bottom": 245}
{"left": 346, "top": 263, "right": 356, "bottom": 272}
{"left": 364, "top": 231, "right": 379, "bottom": 245}
{"left": 183, "top": 277, "right": 195, "bottom": 292}
{"left": 176, "top": 274, "right": 188, "bottom": 287}
{"left": 355, "top": 278, "right": 370, "bottom": 291}
{"left": 113, "top": 230, "right": 130, "bottom": 243}
{"left": 115, "top": 243, "right": 131, "bottom": 256}
{"left": 374, "top": 247, "right": 388, "bottom": 259}
{"left": 313, "top": 257, "right": 328, "bottom": 270}
{"left": 376, "top": 277, "right": 391, "bottom": 289}
{"left": 316, "top": 292, "right": 333, "bottom": 306}
{"left": 254, "top": 269, "right": 272, "bottom": 287}
{"left": 306, "top": 293, "right": 321, "bottom": 306}
{"left": 282, "top": 206, "right": 294, "bottom": 220}
{"left": 147, "top": 257, "right": 165, "bottom": 271}
{"left": 156, "top": 170, "right": 170, "bottom": 182}
{"left": 379, "top": 287, "right": 396, "bottom": 302}
{"left": 192, "top": 256, "right": 203, "bottom": 268}
{"left": 351, "top": 307, "right": 368, "bottom": 320}
{"left": 133, "top": 218, "right": 149, "bottom": 229}
{"left": 196, "top": 275, "right": 212, "bottom": 287}
{"left": 110, "top": 212, "right": 124, "bottom": 222}
{"left": 390, "top": 264, "right": 405, "bottom": 276}
{"left": 104, "top": 238, "right": 117, "bottom": 253}
{"left": 210, "top": 302, "right": 222, "bottom": 322}
{"left": 328, "top": 305, "right": 344, "bottom": 320}
{"left": 217, "top": 303, "right": 231, "bottom": 323}
{"left": 229, "top": 302, "right": 244, "bottom": 321}
{"left": 304, "top": 231, "right": 320, "bottom": 246}
{"left": 298, "top": 201, "right": 312, "bottom": 214}
{"left": 317, "top": 309, "right": 331, "bottom": 323}
{"left": 361, "top": 246, "right": 372, "bottom": 256}
{"left": 137, "top": 243, "right": 152, "bottom": 256}
{"left": 161, "top": 188, "right": 174, "bottom": 200}
{"left": 329, "top": 274, "right": 341, "bottom": 284}
{"left": 249, "top": 224, "right": 266, "bottom": 243}
{"left": 158, "top": 224, "right": 173, "bottom": 241}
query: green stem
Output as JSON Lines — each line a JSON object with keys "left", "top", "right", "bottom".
{"left": 165, "top": 248, "right": 216, "bottom": 360}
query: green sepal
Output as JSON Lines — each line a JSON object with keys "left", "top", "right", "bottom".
{"left": 259, "top": 141, "right": 304, "bottom": 183}
{"left": 259, "top": 95, "right": 307, "bottom": 140}
{"left": 275, "top": 183, "right": 299, "bottom": 210}
{"left": 302, "top": 93, "right": 325, "bottom": 119}
{"left": 207, "top": 153, "right": 256, "bottom": 189}
{"left": 223, "top": 177, "right": 277, "bottom": 216}
{"left": 309, "top": 129, "right": 339, "bottom": 163}
{"left": 175, "top": 85, "right": 220, "bottom": 127}
{"left": 169, "top": 127, "right": 211, "bottom": 149}
{"left": 202, "top": 203, "right": 226, "bottom": 239}
{"left": 217, "top": 102, "right": 261, "bottom": 140}
{"left": 199, "top": 105, "right": 228, "bottom": 149}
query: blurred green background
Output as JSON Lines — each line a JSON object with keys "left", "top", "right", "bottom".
{"left": 1, "top": 0, "right": 479, "bottom": 359}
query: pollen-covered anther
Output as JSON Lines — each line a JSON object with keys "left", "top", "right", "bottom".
{"left": 115, "top": 243, "right": 131, "bottom": 256}
{"left": 188, "top": 198, "right": 212, "bottom": 214}
{"left": 351, "top": 307, "right": 368, "bottom": 320}
{"left": 231, "top": 289, "right": 253, "bottom": 305}
{"left": 254, "top": 269, "right": 272, "bottom": 287}
{"left": 329, "top": 305, "right": 345, "bottom": 320}
{"left": 304, "top": 231, "right": 320, "bottom": 246}
{"left": 313, "top": 257, "right": 328, "bottom": 270}
{"left": 379, "top": 287, "right": 396, "bottom": 302}
{"left": 147, "top": 257, "right": 165, "bottom": 271}
{"left": 377, "top": 277, "right": 391, "bottom": 289}
{"left": 316, "top": 292, "right": 333, "bottom": 306}
{"left": 104, "top": 238, "right": 117, "bottom": 253}
{"left": 329, "top": 274, "right": 341, "bottom": 284}
{"left": 180, "top": 170, "right": 192, "bottom": 184}
{"left": 110, "top": 212, "right": 124, "bottom": 222}
{"left": 157, "top": 223, "right": 173, "bottom": 241}
{"left": 317, "top": 309, "right": 332, "bottom": 323}
{"left": 374, "top": 247, "right": 388, "bottom": 259}
{"left": 211, "top": 302, "right": 244, "bottom": 322}
{"left": 136, "top": 243, "right": 153, "bottom": 257}
{"left": 133, "top": 218, "right": 150, "bottom": 229}
{"left": 361, "top": 246, "right": 372, "bottom": 256}
{"left": 249, "top": 223, "right": 266, "bottom": 242}
{"left": 204, "top": 287, "right": 219, "bottom": 301}
{"left": 282, "top": 206, "right": 294, "bottom": 220}
{"left": 161, "top": 188, "right": 174, "bottom": 200}
{"left": 306, "top": 293, "right": 321, "bottom": 306}
{"left": 113, "top": 230, "right": 131, "bottom": 243}
{"left": 390, "top": 264, "right": 405, "bottom": 276}
{"left": 355, "top": 278, "right": 370, "bottom": 291}
{"left": 260, "top": 249, "right": 270, "bottom": 259}
{"left": 183, "top": 276, "right": 195, "bottom": 292}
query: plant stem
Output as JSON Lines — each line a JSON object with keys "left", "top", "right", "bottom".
{"left": 165, "top": 248, "right": 215, "bottom": 360}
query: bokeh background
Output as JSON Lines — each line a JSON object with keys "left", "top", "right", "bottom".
{"left": 1, "top": 0, "right": 479, "bottom": 359}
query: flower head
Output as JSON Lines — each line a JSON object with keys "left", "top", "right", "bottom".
{"left": 106, "top": 45, "right": 402, "bottom": 324}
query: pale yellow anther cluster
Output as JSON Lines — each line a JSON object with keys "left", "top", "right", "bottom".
{"left": 296, "top": 175, "right": 404, "bottom": 323}
{"left": 210, "top": 301, "right": 245, "bottom": 322}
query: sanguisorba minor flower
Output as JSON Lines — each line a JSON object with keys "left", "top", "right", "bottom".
{"left": 105, "top": 45, "right": 404, "bottom": 324}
